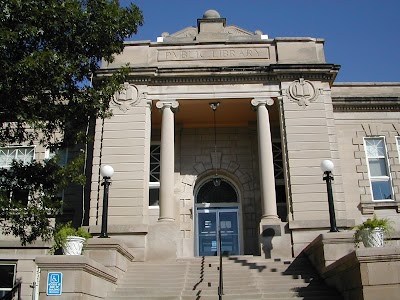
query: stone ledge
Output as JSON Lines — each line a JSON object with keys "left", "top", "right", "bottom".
{"left": 322, "top": 247, "right": 400, "bottom": 300}
{"left": 89, "top": 224, "right": 148, "bottom": 235}
{"left": 85, "top": 237, "right": 134, "bottom": 262}
{"left": 303, "top": 232, "right": 356, "bottom": 272}
{"left": 359, "top": 200, "right": 400, "bottom": 214}
{"left": 305, "top": 232, "right": 354, "bottom": 248}
{"left": 354, "top": 247, "right": 400, "bottom": 263}
{"left": 0, "top": 240, "right": 51, "bottom": 248}
{"left": 289, "top": 219, "right": 355, "bottom": 230}
{"left": 36, "top": 255, "right": 117, "bottom": 284}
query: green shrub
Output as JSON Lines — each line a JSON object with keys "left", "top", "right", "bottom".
{"left": 51, "top": 222, "right": 91, "bottom": 254}
{"left": 354, "top": 216, "right": 393, "bottom": 247}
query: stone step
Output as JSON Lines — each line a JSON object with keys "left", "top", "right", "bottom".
{"left": 107, "top": 296, "right": 342, "bottom": 300}
{"left": 107, "top": 294, "right": 182, "bottom": 299}
{"left": 118, "top": 276, "right": 316, "bottom": 287}
{"left": 106, "top": 255, "right": 343, "bottom": 300}
{"left": 109, "top": 286, "right": 338, "bottom": 297}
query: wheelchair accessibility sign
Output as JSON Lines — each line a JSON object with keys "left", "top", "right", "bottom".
{"left": 47, "top": 272, "right": 62, "bottom": 295}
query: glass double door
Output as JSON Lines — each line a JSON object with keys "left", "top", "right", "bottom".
{"left": 197, "top": 207, "right": 240, "bottom": 256}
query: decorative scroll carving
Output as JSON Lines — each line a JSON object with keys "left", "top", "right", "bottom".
{"left": 112, "top": 83, "right": 142, "bottom": 111}
{"left": 286, "top": 78, "right": 320, "bottom": 107}
{"left": 155, "top": 100, "right": 179, "bottom": 111}
{"left": 251, "top": 98, "right": 274, "bottom": 108}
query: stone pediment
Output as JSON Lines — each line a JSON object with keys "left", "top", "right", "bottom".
{"left": 161, "top": 10, "right": 266, "bottom": 43}
{"left": 224, "top": 25, "right": 255, "bottom": 36}
{"left": 169, "top": 25, "right": 255, "bottom": 39}
{"left": 169, "top": 27, "right": 197, "bottom": 39}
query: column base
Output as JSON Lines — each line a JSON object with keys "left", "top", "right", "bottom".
{"left": 146, "top": 222, "right": 178, "bottom": 261}
{"left": 259, "top": 219, "right": 292, "bottom": 259}
{"left": 261, "top": 214, "right": 280, "bottom": 220}
{"left": 158, "top": 217, "right": 175, "bottom": 222}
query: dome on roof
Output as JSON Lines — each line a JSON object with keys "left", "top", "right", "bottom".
{"left": 203, "top": 9, "right": 220, "bottom": 19}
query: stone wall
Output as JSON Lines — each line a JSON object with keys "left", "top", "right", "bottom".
{"left": 90, "top": 91, "right": 151, "bottom": 227}
{"left": 280, "top": 80, "right": 347, "bottom": 255}
{"left": 334, "top": 112, "right": 400, "bottom": 229}
{"left": 176, "top": 126, "right": 261, "bottom": 256}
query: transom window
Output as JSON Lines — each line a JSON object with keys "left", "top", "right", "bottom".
{"left": 149, "top": 144, "right": 160, "bottom": 207}
{"left": 196, "top": 180, "right": 238, "bottom": 204}
{"left": 0, "top": 147, "right": 34, "bottom": 168}
{"left": 364, "top": 138, "right": 393, "bottom": 201}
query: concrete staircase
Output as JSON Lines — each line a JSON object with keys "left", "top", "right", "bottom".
{"left": 106, "top": 255, "right": 343, "bottom": 300}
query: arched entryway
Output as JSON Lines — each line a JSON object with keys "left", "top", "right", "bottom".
{"left": 195, "top": 178, "right": 241, "bottom": 256}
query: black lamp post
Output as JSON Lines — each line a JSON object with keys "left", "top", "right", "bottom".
{"left": 99, "top": 165, "right": 114, "bottom": 238}
{"left": 321, "top": 160, "right": 339, "bottom": 232}
{"left": 210, "top": 102, "right": 221, "bottom": 187}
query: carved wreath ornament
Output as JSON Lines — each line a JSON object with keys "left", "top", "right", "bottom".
{"left": 112, "top": 82, "right": 143, "bottom": 112}
{"left": 286, "top": 78, "right": 320, "bottom": 107}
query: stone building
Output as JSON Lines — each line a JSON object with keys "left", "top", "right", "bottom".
{"left": 89, "top": 9, "right": 400, "bottom": 260}
{"left": 1, "top": 9, "right": 400, "bottom": 299}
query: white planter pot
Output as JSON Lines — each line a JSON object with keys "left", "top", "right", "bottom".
{"left": 361, "top": 228, "right": 384, "bottom": 248}
{"left": 63, "top": 236, "right": 86, "bottom": 255}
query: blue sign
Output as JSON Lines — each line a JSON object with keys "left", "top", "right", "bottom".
{"left": 47, "top": 272, "right": 62, "bottom": 295}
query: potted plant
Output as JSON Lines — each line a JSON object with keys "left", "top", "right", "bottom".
{"left": 354, "top": 216, "right": 394, "bottom": 248}
{"left": 52, "top": 222, "right": 92, "bottom": 255}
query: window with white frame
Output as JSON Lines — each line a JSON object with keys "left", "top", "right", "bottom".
{"left": 0, "top": 147, "right": 35, "bottom": 205}
{"left": 44, "top": 148, "right": 69, "bottom": 202}
{"left": 0, "top": 263, "right": 16, "bottom": 298}
{"left": 397, "top": 137, "right": 400, "bottom": 160}
{"left": 44, "top": 148, "right": 68, "bottom": 166}
{"left": 0, "top": 146, "right": 35, "bottom": 169}
{"left": 149, "top": 144, "right": 160, "bottom": 207}
{"left": 364, "top": 137, "right": 393, "bottom": 201}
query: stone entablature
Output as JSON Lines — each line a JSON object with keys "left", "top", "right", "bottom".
{"left": 157, "top": 45, "right": 270, "bottom": 62}
{"left": 102, "top": 10, "right": 328, "bottom": 71}
{"left": 332, "top": 83, "right": 400, "bottom": 112}
{"left": 103, "top": 39, "right": 326, "bottom": 69}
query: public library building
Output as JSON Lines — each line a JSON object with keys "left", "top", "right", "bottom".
{"left": 1, "top": 9, "right": 400, "bottom": 299}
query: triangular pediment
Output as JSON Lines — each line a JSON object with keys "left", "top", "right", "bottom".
{"left": 163, "top": 24, "right": 262, "bottom": 43}
{"left": 169, "top": 26, "right": 197, "bottom": 38}
{"left": 160, "top": 11, "right": 265, "bottom": 43}
{"left": 224, "top": 25, "right": 255, "bottom": 36}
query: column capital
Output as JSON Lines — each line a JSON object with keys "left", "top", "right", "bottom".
{"left": 251, "top": 98, "right": 274, "bottom": 108}
{"left": 156, "top": 100, "right": 179, "bottom": 111}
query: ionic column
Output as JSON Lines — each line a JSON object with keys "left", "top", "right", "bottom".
{"left": 251, "top": 98, "right": 279, "bottom": 220}
{"left": 155, "top": 100, "right": 179, "bottom": 222}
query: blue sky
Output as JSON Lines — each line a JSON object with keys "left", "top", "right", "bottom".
{"left": 121, "top": 0, "right": 399, "bottom": 82}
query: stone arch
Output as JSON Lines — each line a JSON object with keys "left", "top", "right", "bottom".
{"left": 190, "top": 158, "right": 258, "bottom": 254}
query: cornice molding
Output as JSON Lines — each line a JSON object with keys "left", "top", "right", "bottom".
{"left": 96, "top": 64, "right": 339, "bottom": 85}
{"left": 333, "top": 97, "right": 400, "bottom": 112}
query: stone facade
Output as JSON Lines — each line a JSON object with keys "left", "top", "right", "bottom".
{"left": 89, "top": 10, "right": 400, "bottom": 259}
{"left": 1, "top": 9, "right": 400, "bottom": 299}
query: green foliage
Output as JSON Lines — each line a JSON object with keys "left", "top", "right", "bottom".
{"left": 0, "top": 153, "right": 86, "bottom": 245}
{"left": 353, "top": 216, "right": 394, "bottom": 247}
{"left": 0, "top": 0, "right": 143, "bottom": 244}
{"left": 52, "top": 221, "right": 91, "bottom": 254}
{"left": 0, "top": 0, "right": 143, "bottom": 147}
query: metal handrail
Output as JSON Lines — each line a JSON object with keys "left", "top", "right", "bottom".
{"left": 218, "top": 229, "right": 223, "bottom": 299}
{"left": 0, "top": 281, "right": 22, "bottom": 300}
